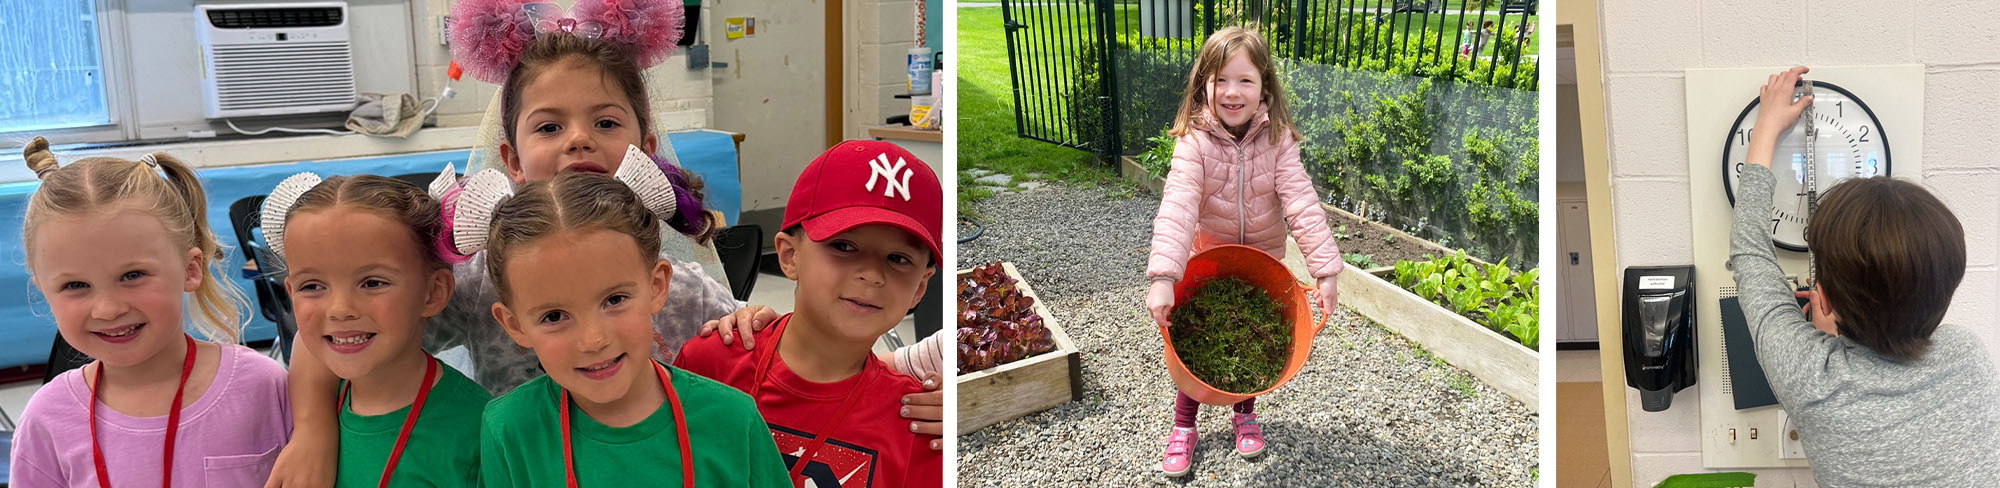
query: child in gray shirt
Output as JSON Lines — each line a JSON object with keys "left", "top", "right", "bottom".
{"left": 1731, "top": 66, "right": 2000, "bottom": 486}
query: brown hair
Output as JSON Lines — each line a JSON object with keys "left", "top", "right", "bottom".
{"left": 283, "top": 175, "right": 449, "bottom": 272}
{"left": 1807, "top": 176, "right": 1966, "bottom": 361}
{"left": 20, "top": 140, "right": 249, "bottom": 342}
{"left": 483, "top": 171, "right": 664, "bottom": 302}
{"left": 1168, "top": 26, "right": 1299, "bottom": 145}
{"left": 500, "top": 34, "right": 719, "bottom": 244}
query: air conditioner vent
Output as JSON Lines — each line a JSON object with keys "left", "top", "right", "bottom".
{"left": 206, "top": 7, "right": 343, "bottom": 29}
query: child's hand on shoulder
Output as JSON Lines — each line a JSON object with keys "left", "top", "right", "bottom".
{"left": 698, "top": 304, "right": 779, "bottom": 350}
{"left": 1747, "top": 66, "right": 1814, "bottom": 168}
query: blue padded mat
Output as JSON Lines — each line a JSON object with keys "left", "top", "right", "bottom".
{"left": 665, "top": 130, "right": 741, "bottom": 225}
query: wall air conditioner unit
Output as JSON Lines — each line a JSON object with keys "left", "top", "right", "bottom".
{"left": 195, "top": 2, "right": 358, "bottom": 118}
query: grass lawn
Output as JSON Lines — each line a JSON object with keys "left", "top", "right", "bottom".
{"left": 957, "top": 7, "right": 1125, "bottom": 211}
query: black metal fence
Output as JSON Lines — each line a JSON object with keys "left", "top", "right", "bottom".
{"left": 1004, "top": 0, "right": 1538, "bottom": 156}
{"left": 1002, "top": 0, "right": 1541, "bottom": 267}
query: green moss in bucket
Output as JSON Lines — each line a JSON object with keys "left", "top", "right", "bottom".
{"left": 1169, "top": 277, "right": 1292, "bottom": 394}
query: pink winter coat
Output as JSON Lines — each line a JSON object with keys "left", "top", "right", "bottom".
{"left": 1147, "top": 107, "right": 1343, "bottom": 284}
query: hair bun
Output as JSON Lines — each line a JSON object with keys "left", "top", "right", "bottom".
{"left": 23, "top": 137, "right": 58, "bottom": 178}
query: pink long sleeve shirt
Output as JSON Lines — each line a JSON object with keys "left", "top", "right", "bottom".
{"left": 9, "top": 343, "right": 293, "bottom": 487}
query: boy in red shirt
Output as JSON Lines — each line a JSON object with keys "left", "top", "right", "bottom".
{"left": 676, "top": 140, "right": 943, "bottom": 488}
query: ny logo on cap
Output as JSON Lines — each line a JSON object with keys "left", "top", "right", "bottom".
{"left": 865, "top": 153, "right": 914, "bottom": 201}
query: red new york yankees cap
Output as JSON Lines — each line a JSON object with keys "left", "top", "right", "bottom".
{"left": 782, "top": 140, "right": 942, "bottom": 263}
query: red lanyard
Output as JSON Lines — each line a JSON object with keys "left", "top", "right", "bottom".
{"left": 337, "top": 356, "right": 439, "bottom": 488}
{"left": 560, "top": 361, "right": 692, "bottom": 487}
{"left": 89, "top": 334, "right": 196, "bottom": 488}
{"left": 750, "top": 319, "right": 871, "bottom": 484}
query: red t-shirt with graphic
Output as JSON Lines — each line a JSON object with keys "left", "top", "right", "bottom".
{"left": 674, "top": 314, "right": 942, "bottom": 488}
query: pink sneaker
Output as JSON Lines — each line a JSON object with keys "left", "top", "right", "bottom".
{"left": 1161, "top": 426, "right": 1197, "bottom": 477}
{"left": 1232, "top": 413, "right": 1266, "bottom": 458}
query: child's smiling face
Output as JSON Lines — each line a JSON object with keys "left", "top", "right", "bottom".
{"left": 501, "top": 57, "right": 657, "bottom": 185}
{"left": 29, "top": 209, "right": 202, "bottom": 367}
{"left": 1206, "top": 51, "right": 1263, "bottom": 131}
{"left": 492, "top": 228, "right": 671, "bottom": 408}
{"left": 777, "top": 224, "right": 935, "bottom": 344}
{"left": 283, "top": 206, "right": 452, "bottom": 382}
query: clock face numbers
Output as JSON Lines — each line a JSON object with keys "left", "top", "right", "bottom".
{"left": 1722, "top": 81, "right": 1890, "bottom": 252}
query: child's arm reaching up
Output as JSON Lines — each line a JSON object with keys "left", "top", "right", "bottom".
{"left": 1147, "top": 138, "right": 1209, "bottom": 328}
{"left": 1729, "top": 66, "right": 1837, "bottom": 400}
{"left": 265, "top": 331, "right": 339, "bottom": 488}
{"left": 1272, "top": 137, "right": 1344, "bottom": 315}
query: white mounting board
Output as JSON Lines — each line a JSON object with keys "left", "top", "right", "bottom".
{"left": 1683, "top": 65, "right": 1924, "bottom": 468}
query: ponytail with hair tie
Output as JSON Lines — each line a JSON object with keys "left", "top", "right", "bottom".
{"left": 23, "top": 137, "right": 58, "bottom": 179}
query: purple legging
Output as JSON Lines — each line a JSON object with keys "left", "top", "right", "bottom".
{"left": 1172, "top": 392, "right": 1255, "bottom": 428}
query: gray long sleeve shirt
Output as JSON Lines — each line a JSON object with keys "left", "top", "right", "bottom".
{"left": 1731, "top": 164, "right": 2000, "bottom": 486}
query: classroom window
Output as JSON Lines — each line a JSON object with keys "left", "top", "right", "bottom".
{"left": 0, "top": 0, "right": 111, "bottom": 133}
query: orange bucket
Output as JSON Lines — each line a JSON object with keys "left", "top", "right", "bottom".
{"left": 1161, "top": 244, "right": 1328, "bottom": 405}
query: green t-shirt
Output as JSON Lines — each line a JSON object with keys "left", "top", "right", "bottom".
{"left": 478, "top": 362, "right": 790, "bottom": 488}
{"left": 338, "top": 361, "right": 491, "bottom": 488}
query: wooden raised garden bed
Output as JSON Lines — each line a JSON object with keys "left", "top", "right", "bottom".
{"left": 1337, "top": 265, "right": 1539, "bottom": 409}
{"left": 1118, "top": 156, "right": 1166, "bottom": 194}
{"left": 956, "top": 262, "right": 1084, "bottom": 434}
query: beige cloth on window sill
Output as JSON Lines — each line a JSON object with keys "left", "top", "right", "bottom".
{"left": 345, "top": 92, "right": 427, "bottom": 138}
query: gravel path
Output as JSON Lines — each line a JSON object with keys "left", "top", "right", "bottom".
{"left": 957, "top": 184, "right": 1538, "bottom": 487}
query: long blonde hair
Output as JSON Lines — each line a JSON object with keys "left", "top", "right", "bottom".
{"left": 1168, "top": 26, "right": 1299, "bottom": 145}
{"left": 20, "top": 139, "right": 249, "bottom": 343}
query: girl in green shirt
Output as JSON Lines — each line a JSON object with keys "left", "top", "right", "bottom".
{"left": 264, "top": 174, "right": 491, "bottom": 487}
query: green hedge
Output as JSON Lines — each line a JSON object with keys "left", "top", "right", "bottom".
{"left": 1122, "top": 44, "right": 1537, "bottom": 265}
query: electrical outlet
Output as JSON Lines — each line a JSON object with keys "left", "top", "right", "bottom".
{"left": 1780, "top": 413, "right": 1807, "bottom": 459}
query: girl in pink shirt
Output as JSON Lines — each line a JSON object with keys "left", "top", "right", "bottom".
{"left": 10, "top": 139, "right": 291, "bottom": 487}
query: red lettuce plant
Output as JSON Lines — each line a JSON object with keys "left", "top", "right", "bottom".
{"left": 957, "top": 263, "right": 1057, "bottom": 374}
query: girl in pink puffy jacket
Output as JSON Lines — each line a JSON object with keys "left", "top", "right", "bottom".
{"left": 1145, "top": 26, "right": 1344, "bottom": 478}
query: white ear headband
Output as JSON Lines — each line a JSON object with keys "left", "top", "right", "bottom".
{"left": 259, "top": 172, "right": 325, "bottom": 258}
{"left": 449, "top": 145, "right": 677, "bottom": 255}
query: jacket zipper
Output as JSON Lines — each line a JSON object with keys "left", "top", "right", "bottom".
{"left": 1209, "top": 116, "right": 1260, "bottom": 246}
{"left": 1236, "top": 145, "right": 1246, "bottom": 244}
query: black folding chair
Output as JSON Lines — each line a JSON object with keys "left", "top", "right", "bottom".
{"left": 714, "top": 224, "right": 763, "bottom": 302}
{"left": 41, "top": 333, "right": 92, "bottom": 385}
{"left": 229, "top": 195, "right": 297, "bottom": 363}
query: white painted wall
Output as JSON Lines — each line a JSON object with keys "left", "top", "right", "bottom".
{"left": 1597, "top": 1, "right": 2000, "bottom": 486}
{"left": 846, "top": 0, "right": 921, "bottom": 140}
{"left": 708, "top": 1, "right": 829, "bottom": 216}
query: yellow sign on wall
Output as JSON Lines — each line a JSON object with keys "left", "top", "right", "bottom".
{"left": 724, "top": 17, "right": 755, "bottom": 39}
